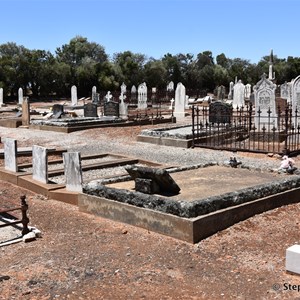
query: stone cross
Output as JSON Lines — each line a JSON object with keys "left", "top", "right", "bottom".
{"left": 4, "top": 138, "right": 18, "bottom": 172}
{"left": 105, "top": 91, "right": 113, "bottom": 102}
{"left": 32, "top": 145, "right": 48, "bottom": 184}
{"left": 18, "top": 88, "right": 23, "bottom": 105}
{"left": 71, "top": 85, "right": 78, "bottom": 106}
{"left": 174, "top": 82, "right": 186, "bottom": 119}
{"left": 119, "top": 83, "right": 128, "bottom": 119}
{"left": 63, "top": 152, "right": 83, "bottom": 192}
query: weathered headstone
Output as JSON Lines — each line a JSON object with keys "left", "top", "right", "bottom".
{"left": 84, "top": 102, "right": 98, "bottom": 117}
{"left": 209, "top": 101, "right": 232, "bottom": 124}
{"left": 92, "top": 86, "right": 97, "bottom": 103}
{"left": 52, "top": 104, "right": 64, "bottom": 119}
{"left": 167, "top": 81, "right": 174, "bottom": 91}
{"left": 104, "top": 101, "right": 119, "bottom": 117}
{"left": 292, "top": 75, "right": 300, "bottom": 116}
{"left": 245, "top": 84, "right": 252, "bottom": 99}
{"left": 4, "top": 138, "right": 17, "bottom": 172}
{"left": 125, "top": 165, "right": 180, "bottom": 195}
{"left": 131, "top": 85, "right": 137, "bottom": 101}
{"left": 232, "top": 80, "right": 245, "bottom": 108}
{"left": 217, "top": 85, "right": 226, "bottom": 100}
{"left": 0, "top": 88, "right": 3, "bottom": 106}
{"left": 119, "top": 83, "right": 128, "bottom": 120}
{"left": 22, "top": 97, "right": 30, "bottom": 126}
{"left": 63, "top": 152, "right": 83, "bottom": 192}
{"left": 253, "top": 73, "right": 277, "bottom": 129}
{"left": 138, "top": 82, "right": 147, "bottom": 109}
{"left": 71, "top": 85, "right": 77, "bottom": 106}
{"left": 281, "top": 81, "right": 291, "bottom": 102}
{"left": 174, "top": 82, "right": 186, "bottom": 119}
{"left": 18, "top": 88, "right": 23, "bottom": 105}
{"left": 228, "top": 81, "right": 234, "bottom": 100}
{"left": 32, "top": 145, "right": 48, "bottom": 184}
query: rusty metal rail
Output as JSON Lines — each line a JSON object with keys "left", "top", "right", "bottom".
{"left": 0, "top": 195, "right": 30, "bottom": 236}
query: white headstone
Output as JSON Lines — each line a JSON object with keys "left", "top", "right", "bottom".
{"left": 4, "top": 138, "right": 17, "bottom": 172}
{"left": 119, "top": 83, "right": 128, "bottom": 120}
{"left": 63, "top": 152, "right": 83, "bottom": 192}
{"left": 138, "top": 82, "right": 147, "bottom": 109}
{"left": 18, "top": 88, "right": 23, "bottom": 105}
{"left": 32, "top": 145, "right": 48, "bottom": 184}
{"left": 253, "top": 74, "right": 277, "bottom": 129}
{"left": 71, "top": 85, "right": 78, "bottom": 106}
{"left": 167, "top": 81, "right": 174, "bottom": 91}
{"left": 291, "top": 75, "right": 300, "bottom": 116}
{"left": 105, "top": 91, "right": 113, "bottom": 102}
{"left": 92, "top": 86, "right": 97, "bottom": 103}
{"left": 245, "top": 84, "right": 251, "bottom": 99}
{"left": 0, "top": 88, "right": 3, "bottom": 106}
{"left": 232, "top": 80, "right": 245, "bottom": 108}
{"left": 174, "top": 82, "right": 186, "bottom": 119}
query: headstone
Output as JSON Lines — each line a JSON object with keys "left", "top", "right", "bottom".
{"left": 32, "top": 145, "right": 48, "bottom": 184}
{"left": 166, "top": 81, "right": 174, "bottom": 91}
{"left": 84, "top": 102, "right": 98, "bottom": 117}
{"left": 0, "top": 88, "right": 3, "bottom": 106}
{"left": 63, "top": 152, "right": 83, "bottom": 192}
{"left": 18, "top": 88, "right": 23, "bottom": 105}
{"left": 131, "top": 85, "right": 137, "bottom": 101}
{"left": 4, "top": 138, "right": 17, "bottom": 172}
{"left": 217, "top": 85, "right": 226, "bottom": 100}
{"left": 138, "top": 82, "right": 147, "bottom": 109}
{"left": 228, "top": 82, "right": 234, "bottom": 100}
{"left": 245, "top": 84, "right": 251, "bottom": 99}
{"left": 22, "top": 97, "right": 30, "bottom": 126}
{"left": 174, "top": 82, "right": 186, "bottom": 119}
{"left": 125, "top": 165, "right": 180, "bottom": 195}
{"left": 209, "top": 101, "right": 232, "bottom": 124}
{"left": 253, "top": 74, "right": 277, "bottom": 129}
{"left": 169, "top": 98, "right": 175, "bottom": 110}
{"left": 232, "top": 80, "right": 245, "bottom": 108}
{"left": 92, "top": 86, "right": 97, "bottom": 100}
{"left": 52, "top": 104, "right": 64, "bottom": 119}
{"left": 104, "top": 101, "right": 119, "bottom": 117}
{"left": 291, "top": 76, "right": 300, "bottom": 116}
{"left": 281, "top": 81, "right": 291, "bottom": 103}
{"left": 119, "top": 83, "right": 128, "bottom": 120}
{"left": 71, "top": 85, "right": 77, "bottom": 106}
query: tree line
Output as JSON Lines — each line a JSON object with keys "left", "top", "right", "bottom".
{"left": 0, "top": 35, "right": 300, "bottom": 99}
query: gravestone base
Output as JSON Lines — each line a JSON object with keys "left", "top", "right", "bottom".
{"left": 286, "top": 245, "right": 300, "bottom": 274}
{"left": 135, "top": 178, "right": 160, "bottom": 194}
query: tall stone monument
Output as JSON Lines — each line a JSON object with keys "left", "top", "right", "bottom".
{"left": 292, "top": 75, "right": 300, "bottom": 117}
{"left": 232, "top": 80, "right": 245, "bottom": 108}
{"left": 253, "top": 74, "right": 277, "bottom": 129}
{"left": 119, "top": 82, "right": 128, "bottom": 120}
{"left": 18, "top": 88, "right": 23, "bottom": 105}
{"left": 245, "top": 84, "right": 251, "bottom": 99}
{"left": 71, "top": 85, "right": 78, "bottom": 106}
{"left": 228, "top": 81, "right": 234, "bottom": 100}
{"left": 0, "top": 88, "right": 3, "bottom": 107}
{"left": 174, "top": 82, "right": 186, "bottom": 119}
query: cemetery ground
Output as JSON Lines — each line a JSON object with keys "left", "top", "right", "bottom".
{"left": 2, "top": 121, "right": 300, "bottom": 299}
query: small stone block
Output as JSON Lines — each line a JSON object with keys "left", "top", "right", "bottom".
{"left": 135, "top": 178, "right": 159, "bottom": 194}
{"left": 286, "top": 245, "right": 300, "bottom": 274}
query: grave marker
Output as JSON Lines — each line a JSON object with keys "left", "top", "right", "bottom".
{"left": 209, "top": 101, "right": 232, "bottom": 124}
{"left": 4, "top": 138, "right": 17, "bottom": 172}
{"left": 22, "top": 97, "right": 30, "bottom": 126}
{"left": 174, "top": 82, "right": 186, "bottom": 119}
{"left": 32, "top": 145, "right": 48, "bottom": 184}
{"left": 84, "top": 102, "right": 98, "bottom": 117}
{"left": 63, "top": 152, "right": 83, "bottom": 192}
{"left": 71, "top": 85, "right": 77, "bottom": 106}
{"left": 52, "top": 104, "right": 64, "bottom": 119}
{"left": 104, "top": 101, "right": 119, "bottom": 117}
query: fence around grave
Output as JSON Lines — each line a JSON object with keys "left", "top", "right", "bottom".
{"left": 191, "top": 103, "right": 300, "bottom": 155}
{"left": 0, "top": 195, "right": 30, "bottom": 236}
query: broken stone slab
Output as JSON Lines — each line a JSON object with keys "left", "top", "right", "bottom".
{"left": 125, "top": 165, "right": 180, "bottom": 195}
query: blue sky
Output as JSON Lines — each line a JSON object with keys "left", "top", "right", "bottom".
{"left": 0, "top": 0, "right": 298, "bottom": 63}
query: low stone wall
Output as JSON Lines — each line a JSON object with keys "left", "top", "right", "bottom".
{"left": 83, "top": 174, "right": 300, "bottom": 218}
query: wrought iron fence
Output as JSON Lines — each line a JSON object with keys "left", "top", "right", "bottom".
{"left": 191, "top": 103, "right": 300, "bottom": 155}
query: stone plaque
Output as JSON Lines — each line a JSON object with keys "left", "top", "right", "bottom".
{"left": 125, "top": 165, "right": 180, "bottom": 195}
{"left": 209, "top": 101, "right": 232, "bottom": 124}
{"left": 52, "top": 104, "right": 64, "bottom": 119}
{"left": 84, "top": 103, "right": 98, "bottom": 117}
{"left": 104, "top": 101, "right": 119, "bottom": 117}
